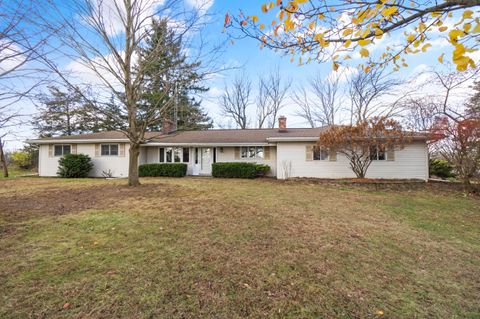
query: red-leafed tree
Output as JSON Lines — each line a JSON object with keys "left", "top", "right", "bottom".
{"left": 318, "top": 116, "right": 410, "bottom": 178}
{"left": 430, "top": 116, "right": 480, "bottom": 189}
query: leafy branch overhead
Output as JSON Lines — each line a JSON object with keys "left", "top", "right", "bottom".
{"left": 225, "top": 0, "right": 479, "bottom": 72}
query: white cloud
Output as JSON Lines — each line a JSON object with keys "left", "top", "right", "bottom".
{"left": 64, "top": 51, "right": 127, "bottom": 97}
{"left": 82, "top": 0, "right": 166, "bottom": 36}
{"left": 185, "top": 0, "right": 214, "bottom": 14}
{"left": 0, "top": 41, "right": 27, "bottom": 76}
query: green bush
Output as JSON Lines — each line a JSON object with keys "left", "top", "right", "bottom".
{"left": 255, "top": 164, "right": 270, "bottom": 177}
{"left": 212, "top": 162, "right": 265, "bottom": 179}
{"left": 139, "top": 163, "right": 187, "bottom": 177}
{"left": 57, "top": 154, "right": 93, "bottom": 178}
{"left": 429, "top": 159, "right": 455, "bottom": 179}
{"left": 10, "top": 151, "right": 32, "bottom": 169}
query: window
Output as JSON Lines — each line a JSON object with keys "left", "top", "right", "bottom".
{"left": 165, "top": 147, "right": 172, "bottom": 162}
{"left": 313, "top": 146, "right": 329, "bottom": 161}
{"left": 256, "top": 147, "right": 264, "bottom": 159}
{"left": 174, "top": 147, "right": 181, "bottom": 162}
{"left": 159, "top": 147, "right": 165, "bottom": 162}
{"left": 101, "top": 144, "right": 119, "bottom": 156}
{"left": 241, "top": 146, "right": 264, "bottom": 159}
{"left": 195, "top": 148, "right": 199, "bottom": 164}
{"left": 183, "top": 148, "right": 189, "bottom": 163}
{"left": 54, "top": 144, "right": 71, "bottom": 157}
{"left": 159, "top": 147, "right": 189, "bottom": 163}
{"left": 370, "top": 146, "right": 386, "bottom": 160}
{"left": 213, "top": 147, "right": 217, "bottom": 163}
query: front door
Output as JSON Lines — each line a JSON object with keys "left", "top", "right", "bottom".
{"left": 200, "top": 147, "right": 212, "bottom": 175}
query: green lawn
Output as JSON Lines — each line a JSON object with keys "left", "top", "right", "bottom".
{"left": 0, "top": 166, "right": 36, "bottom": 179}
{"left": 0, "top": 177, "right": 479, "bottom": 318}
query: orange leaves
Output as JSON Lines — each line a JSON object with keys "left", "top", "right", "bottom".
{"left": 261, "top": 3, "right": 268, "bottom": 13}
{"left": 224, "top": 13, "right": 230, "bottom": 27}
{"left": 438, "top": 53, "right": 445, "bottom": 63}
{"left": 284, "top": 19, "right": 294, "bottom": 32}
{"left": 261, "top": 2, "right": 275, "bottom": 13}
{"left": 359, "top": 48, "right": 369, "bottom": 58}
{"left": 318, "top": 117, "right": 408, "bottom": 178}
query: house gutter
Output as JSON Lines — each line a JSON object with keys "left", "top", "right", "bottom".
{"left": 267, "top": 137, "right": 319, "bottom": 142}
{"left": 26, "top": 139, "right": 130, "bottom": 144}
{"left": 267, "top": 136, "right": 428, "bottom": 142}
{"left": 145, "top": 142, "right": 274, "bottom": 147}
{"left": 26, "top": 139, "right": 275, "bottom": 147}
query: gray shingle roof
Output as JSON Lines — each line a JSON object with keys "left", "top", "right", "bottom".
{"left": 28, "top": 127, "right": 427, "bottom": 144}
{"left": 30, "top": 128, "right": 329, "bottom": 143}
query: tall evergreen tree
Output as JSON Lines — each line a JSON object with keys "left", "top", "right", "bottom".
{"left": 34, "top": 87, "right": 123, "bottom": 137}
{"left": 34, "top": 86, "right": 89, "bottom": 137}
{"left": 138, "top": 18, "right": 211, "bottom": 131}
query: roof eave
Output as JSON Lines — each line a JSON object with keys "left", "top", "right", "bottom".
{"left": 26, "top": 138, "right": 130, "bottom": 144}
{"left": 267, "top": 137, "right": 319, "bottom": 142}
{"left": 145, "top": 142, "right": 273, "bottom": 147}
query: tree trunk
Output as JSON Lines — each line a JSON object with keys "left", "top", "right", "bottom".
{"left": 128, "top": 142, "right": 140, "bottom": 186}
{"left": 461, "top": 176, "right": 474, "bottom": 193}
{"left": 0, "top": 138, "right": 9, "bottom": 178}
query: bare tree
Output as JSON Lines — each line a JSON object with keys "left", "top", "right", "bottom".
{"left": 348, "top": 67, "right": 405, "bottom": 124}
{"left": 403, "top": 97, "right": 438, "bottom": 132}
{"left": 34, "top": 0, "right": 220, "bottom": 186}
{"left": 0, "top": 0, "right": 47, "bottom": 177}
{"left": 293, "top": 71, "right": 343, "bottom": 127}
{"left": 220, "top": 74, "right": 252, "bottom": 129}
{"left": 0, "top": 106, "right": 21, "bottom": 177}
{"left": 428, "top": 67, "right": 480, "bottom": 189}
{"left": 256, "top": 67, "right": 291, "bottom": 128}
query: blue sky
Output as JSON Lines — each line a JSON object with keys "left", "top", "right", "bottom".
{"left": 1, "top": 0, "right": 477, "bottom": 149}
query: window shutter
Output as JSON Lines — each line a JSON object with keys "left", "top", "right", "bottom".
{"left": 264, "top": 146, "right": 270, "bottom": 160}
{"left": 305, "top": 145, "right": 313, "bottom": 161}
{"left": 95, "top": 144, "right": 100, "bottom": 157}
{"left": 119, "top": 143, "right": 125, "bottom": 157}
{"left": 48, "top": 145, "right": 53, "bottom": 157}
{"left": 329, "top": 148, "right": 337, "bottom": 161}
{"left": 71, "top": 144, "right": 77, "bottom": 154}
{"left": 234, "top": 147, "right": 240, "bottom": 159}
{"left": 387, "top": 146, "right": 395, "bottom": 161}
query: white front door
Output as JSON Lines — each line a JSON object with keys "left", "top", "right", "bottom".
{"left": 200, "top": 147, "right": 212, "bottom": 175}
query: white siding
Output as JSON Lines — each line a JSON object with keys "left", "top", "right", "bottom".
{"left": 38, "top": 141, "right": 428, "bottom": 180}
{"left": 141, "top": 146, "right": 277, "bottom": 176}
{"left": 143, "top": 146, "right": 195, "bottom": 175}
{"left": 217, "top": 146, "right": 277, "bottom": 177}
{"left": 38, "top": 143, "right": 130, "bottom": 178}
{"left": 276, "top": 141, "right": 428, "bottom": 180}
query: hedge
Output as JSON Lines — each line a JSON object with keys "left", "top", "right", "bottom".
{"left": 57, "top": 153, "right": 93, "bottom": 178}
{"left": 212, "top": 162, "right": 270, "bottom": 179}
{"left": 139, "top": 163, "right": 187, "bottom": 177}
{"left": 429, "top": 159, "right": 455, "bottom": 179}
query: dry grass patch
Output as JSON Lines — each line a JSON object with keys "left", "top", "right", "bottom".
{"left": 0, "top": 177, "right": 479, "bottom": 318}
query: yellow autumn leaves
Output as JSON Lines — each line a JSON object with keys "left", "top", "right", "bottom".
{"left": 246, "top": 1, "right": 479, "bottom": 72}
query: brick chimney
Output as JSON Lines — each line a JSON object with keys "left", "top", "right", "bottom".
{"left": 278, "top": 116, "right": 287, "bottom": 132}
{"left": 161, "top": 119, "right": 175, "bottom": 134}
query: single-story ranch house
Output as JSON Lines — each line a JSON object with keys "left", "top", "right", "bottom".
{"left": 27, "top": 117, "right": 429, "bottom": 180}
